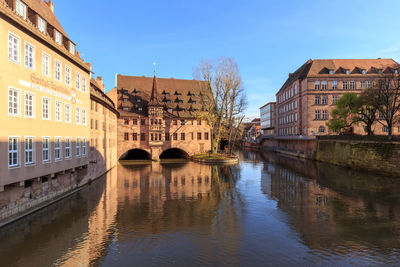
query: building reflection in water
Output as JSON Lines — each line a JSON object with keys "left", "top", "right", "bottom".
{"left": 259, "top": 151, "right": 400, "bottom": 252}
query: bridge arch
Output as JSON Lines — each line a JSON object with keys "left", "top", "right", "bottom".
{"left": 159, "top": 148, "right": 189, "bottom": 159}
{"left": 119, "top": 148, "right": 152, "bottom": 160}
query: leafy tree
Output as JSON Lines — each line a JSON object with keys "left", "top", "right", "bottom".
{"left": 327, "top": 93, "right": 359, "bottom": 133}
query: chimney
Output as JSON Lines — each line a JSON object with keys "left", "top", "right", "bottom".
{"left": 96, "top": 76, "right": 105, "bottom": 92}
{"left": 45, "top": 0, "right": 54, "bottom": 13}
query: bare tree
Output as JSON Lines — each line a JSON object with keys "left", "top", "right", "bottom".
{"left": 194, "top": 57, "right": 246, "bottom": 153}
{"left": 355, "top": 88, "right": 379, "bottom": 135}
{"left": 374, "top": 74, "right": 400, "bottom": 138}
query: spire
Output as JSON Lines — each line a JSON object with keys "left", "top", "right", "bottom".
{"left": 150, "top": 74, "right": 159, "bottom": 104}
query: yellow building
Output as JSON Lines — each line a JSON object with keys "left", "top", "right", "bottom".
{"left": 0, "top": 0, "right": 93, "bottom": 220}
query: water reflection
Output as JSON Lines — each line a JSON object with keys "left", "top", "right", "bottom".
{"left": 0, "top": 152, "right": 400, "bottom": 266}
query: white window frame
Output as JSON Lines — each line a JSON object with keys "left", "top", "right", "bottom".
{"left": 81, "top": 108, "right": 86, "bottom": 125}
{"left": 42, "top": 52, "right": 50, "bottom": 77}
{"left": 42, "top": 136, "right": 51, "bottom": 163}
{"left": 65, "top": 65, "right": 71, "bottom": 86}
{"left": 25, "top": 136, "right": 35, "bottom": 166}
{"left": 16, "top": 0, "right": 27, "bottom": 19}
{"left": 37, "top": 16, "right": 46, "bottom": 34}
{"left": 24, "top": 91, "right": 35, "bottom": 118}
{"left": 76, "top": 138, "right": 81, "bottom": 158}
{"left": 55, "top": 137, "right": 62, "bottom": 161}
{"left": 55, "top": 100, "right": 62, "bottom": 122}
{"left": 24, "top": 41, "right": 35, "bottom": 70}
{"left": 8, "top": 87, "right": 21, "bottom": 117}
{"left": 65, "top": 103, "right": 71, "bottom": 123}
{"left": 82, "top": 138, "right": 87, "bottom": 157}
{"left": 332, "top": 81, "right": 338, "bottom": 89}
{"left": 69, "top": 42, "right": 75, "bottom": 55}
{"left": 8, "top": 136, "right": 20, "bottom": 168}
{"left": 42, "top": 96, "right": 51, "bottom": 120}
{"left": 54, "top": 59, "right": 62, "bottom": 82}
{"left": 55, "top": 30, "right": 62, "bottom": 45}
{"left": 82, "top": 76, "right": 87, "bottom": 92}
{"left": 75, "top": 107, "right": 80, "bottom": 124}
{"left": 75, "top": 71, "right": 81, "bottom": 91}
{"left": 65, "top": 137, "right": 72, "bottom": 159}
{"left": 8, "top": 32, "right": 21, "bottom": 64}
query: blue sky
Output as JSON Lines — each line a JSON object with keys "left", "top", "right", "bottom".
{"left": 54, "top": 0, "right": 400, "bottom": 119}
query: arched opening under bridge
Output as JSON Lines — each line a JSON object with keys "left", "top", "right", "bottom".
{"left": 119, "top": 149, "right": 151, "bottom": 160}
{"left": 159, "top": 148, "right": 189, "bottom": 160}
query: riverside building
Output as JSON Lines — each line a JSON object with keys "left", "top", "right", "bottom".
{"left": 276, "top": 59, "right": 400, "bottom": 137}
{"left": 259, "top": 102, "right": 275, "bottom": 136}
{"left": 107, "top": 74, "right": 212, "bottom": 160}
{"left": 0, "top": 0, "right": 117, "bottom": 223}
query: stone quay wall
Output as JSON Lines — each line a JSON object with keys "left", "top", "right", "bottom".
{"left": 259, "top": 136, "right": 400, "bottom": 176}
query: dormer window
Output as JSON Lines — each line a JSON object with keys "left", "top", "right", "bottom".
{"left": 395, "top": 69, "right": 399, "bottom": 74}
{"left": 361, "top": 69, "right": 366, "bottom": 74}
{"left": 137, "top": 98, "right": 141, "bottom": 102}
{"left": 38, "top": 16, "right": 46, "bottom": 33}
{"left": 16, "top": 0, "right": 27, "bottom": 20}
{"left": 329, "top": 69, "right": 334, "bottom": 75}
{"left": 55, "top": 30, "right": 62, "bottom": 45}
{"left": 69, "top": 42, "right": 75, "bottom": 55}
{"left": 378, "top": 69, "right": 383, "bottom": 74}
{"left": 345, "top": 69, "right": 350, "bottom": 75}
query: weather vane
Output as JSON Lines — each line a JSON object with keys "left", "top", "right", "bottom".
{"left": 153, "top": 62, "right": 156, "bottom": 75}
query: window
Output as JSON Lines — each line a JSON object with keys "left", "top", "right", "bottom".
{"left": 333, "top": 95, "right": 339, "bottom": 104}
{"left": 367, "top": 81, "right": 373, "bottom": 88}
{"left": 55, "top": 101, "right": 62, "bottom": 121}
{"left": 198, "top": 120, "right": 202, "bottom": 126}
{"left": 315, "top": 95, "right": 320, "bottom": 105}
{"left": 95, "top": 120, "right": 98, "bottom": 129}
{"left": 133, "top": 119, "right": 137, "bottom": 125}
{"left": 205, "top": 132, "right": 209, "bottom": 140}
{"left": 165, "top": 133, "right": 170, "bottom": 141}
{"left": 343, "top": 81, "right": 348, "bottom": 89}
{"left": 55, "top": 59, "right": 62, "bottom": 82}
{"left": 8, "top": 137, "right": 19, "bottom": 168}
{"left": 76, "top": 138, "right": 81, "bottom": 157}
{"left": 329, "top": 69, "right": 334, "bottom": 75}
{"left": 65, "top": 137, "right": 71, "bottom": 158}
{"left": 42, "top": 52, "right": 50, "bottom": 77}
{"left": 197, "top": 132, "right": 202, "bottom": 140}
{"left": 65, "top": 66, "right": 71, "bottom": 86}
{"left": 25, "top": 137, "right": 34, "bottom": 165}
{"left": 350, "top": 81, "right": 356, "bottom": 89}
{"left": 173, "top": 133, "right": 178, "bottom": 140}
{"left": 82, "top": 138, "right": 87, "bottom": 157}
{"left": 124, "top": 133, "right": 129, "bottom": 140}
{"left": 361, "top": 81, "right": 366, "bottom": 89}
{"left": 322, "top": 110, "right": 328, "bottom": 120}
{"left": 8, "top": 88, "right": 20, "bottom": 116}
{"left": 8, "top": 33, "right": 20, "bottom": 63}
{"left": 314, "top": 81, "right": 320, "bottom": 90}
{"left": 322, "top": 95, "right": 328, "bottom": 105}
{"left": 318, "top": 126, "right": 326, "bottom": 133}
{"left": 55, "top": 30, "right": 62, "bottom": 45}
{"left": 65, "top": 104, "right": 71, "bottom": 123}
{"left": 132, "top": 133, "right": 137, "bottom": 141}
{"left": 69, "top": 42, "right": 75, "bottom": 55}
{"left": 82, "top": 76, "right": 87, "bottom": 92}
{"left": 24, "top": 42, "right": 34, "bottom": 69}
{"left": 383, "top": 126, "right": 389, "bottom": 133}
{"left": 315, "top": 110, "right": 321, "bottom": 120}
{"left": 141, "top": 119, "right": 145, "bottom": 125}
{"left": 140, "top": 133, "right": 145, "bottom": 141}
{"left": 16, "top": 0, "right": 27, "bottom": 19}
{"left": 332, "top": 81, "right": 338, "bottom": 89}
{"left": 55, "top": 137, "right": 61, "bottom": 161}
{"left": 321, "top": 81, "right": 327, "bottom": 90}
{"left": 181, "top": 133, "right": 185, "bottom": 140}
{"left": 173, "top": 120, "right": 178, "bottom": 125}
{"left": 181, "top": 120, "right": 185, "bottom": 125}
{"left": 124, "top": 119, "right": 129, "bottom": 125}
{"left": 75, "top": 107, "right": 80, "bottom": 124}
{"left": 76, "top": 72, "right": 81, "bottom": 90}
{"left": 42, "top": 137, "right": 50, "bottom": 162}
{"left": 82, "top": 108, "right": 86, "bottom": 125}
{"left": 42, "top": 97, "right": 50, "bottom": 120}
{"left": 90, "top": 119, "right": 94, "bottom": 129}
{"left": 345, "top": 69, "right": 350, "bottom": 75}
{"left": 37, "top": 16, "right": 46, "bottom": 33}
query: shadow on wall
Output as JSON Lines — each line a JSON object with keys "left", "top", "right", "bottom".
{"left": 119, "top": 149, "right": 151, "bottom": 160}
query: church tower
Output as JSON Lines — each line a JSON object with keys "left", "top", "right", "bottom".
{"left": 148, "top": 74, "right": 164, "bottom": 150}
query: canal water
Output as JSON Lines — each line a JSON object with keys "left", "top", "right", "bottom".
{"left": 1, "top": 150, "right": 400, "bottom": 266}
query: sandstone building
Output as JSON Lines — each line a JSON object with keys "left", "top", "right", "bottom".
{"left": 107, "top": 75, "right": 212, "bottom": 160}
{"left": 0, "top": 0, "right": 118, "bottom": 223}
{"left": 276, "top": 59, "right": 400, "bottom": 136}
{"left": 260, "top": 102, "right": 275, "bottom": 136}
